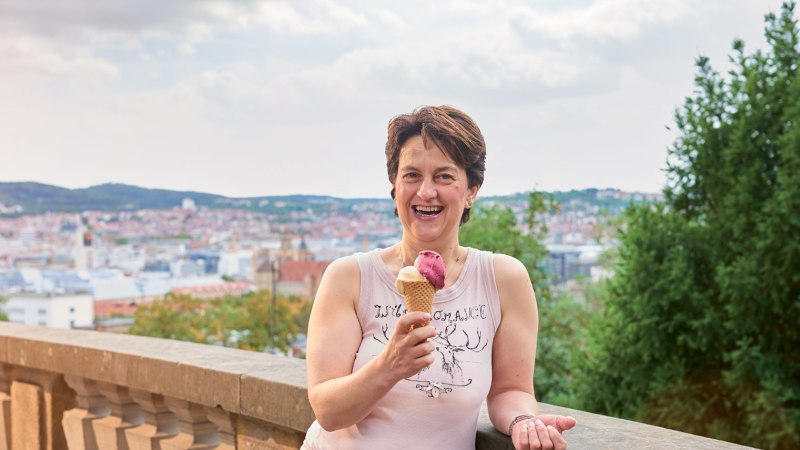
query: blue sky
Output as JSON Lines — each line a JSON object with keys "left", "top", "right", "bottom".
{"left": 0, "top": 0, "right": 787, "bottom": 198}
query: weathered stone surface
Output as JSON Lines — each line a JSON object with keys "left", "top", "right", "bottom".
{"left": 0, "top": 364, "right": 10, "bottom": 450}
{"left": 236, "top": 415, "right": 305, "bottom": 450}
{"left": 91, "top": 382, "right": 144, "bottom": 450}
{"left": 11, "top": 380, "right": 44, "bottom": 450}
{"left": 3, "top": 325, "right": 244, "bottom": 412}
{"left": 0, "top": 322, "right": 763, "bottom": 450}
{"left": 160, "top": 397, "right": 218, "bottom": 450}
{"left": 62, "top": 376, "right": 109, "bottom": 450}
{"left": 475, "top": 402, "right": 757, "bottom": 450}
{"left": 125, "top": 389, "right": 178, "bottom": 450}
{"left": 240, "top": 357, "right": 314, "bottom": 432}
{"left": 0, "top": 365, "right": 9, "bottom": 390}
{"left": 11, "top": 367, "right": 75, "bottom": 450}
{"left": 0, "top": 393, "right": 9, "bottom": 450}
{"left": 205, "top": 406, "right": 235, "bottom": 450}
{"left": 0, "top": 334, "right": 7, "bottom": 364}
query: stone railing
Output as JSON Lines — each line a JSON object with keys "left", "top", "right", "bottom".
{"left": 0, "top": 322, "right": 753, "bottom": 449}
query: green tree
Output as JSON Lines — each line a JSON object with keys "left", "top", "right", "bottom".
{"left": 461, "top": 192, "right": 557, "bottom": 297}
{"left": 461, "top": 192, "right": 590, "bottom": 405}
{"left": 129, "top": 290, "right": 302, "bottom": 353}
{"left": 577, "top": 4, "right": 800, "bottom": 448}
{"left": 0, "top": 295, "right": 8, "bottom": 321}
{"left": 129, "top": 294, "right": 208, "bottom": 343}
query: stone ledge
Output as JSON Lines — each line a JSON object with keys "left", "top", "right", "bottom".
{"left": 0, "top": 323, "right": 757, "bottom": 449}
{"left": 0, "top": 322, "right": 309, "bottom": 430}
{"left": 475, "top": 397, "right": 756, "bottom": 449}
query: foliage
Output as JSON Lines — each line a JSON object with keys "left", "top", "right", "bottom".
{"left": 576, "top": 4, "right": 800, "bottom": 448}
{"left": 0, "top": 295, "right": 8, "bottom": 321}
{"left": 462, "top": 192, "right": 558, "bottom": 297}
{"left": 129, "top": 290, "right": 309, "bottom": 353}
{"left": 534, "top": 289, "right": 593, "bottom": 407}
{"left": 461, "top": 191, "right": 592, "bottom": 404}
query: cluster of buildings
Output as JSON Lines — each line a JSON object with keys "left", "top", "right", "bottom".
{"left": 1, "top": 191, "right": 645, "bottom": 331}
{"left": 0, "top": 202, "right": 360, "bottom": 331}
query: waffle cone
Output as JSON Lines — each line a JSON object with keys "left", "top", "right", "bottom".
{"left": 402, "top": 280, "right": 436, "bottom": 329}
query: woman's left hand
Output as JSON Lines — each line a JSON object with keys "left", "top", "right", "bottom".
{"left": 511, "top": 415, "right": 576, "bottom": 450}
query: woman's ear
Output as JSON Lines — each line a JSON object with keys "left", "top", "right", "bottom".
{"left": 467, "top": 185, "right": 479, "bottom": 207}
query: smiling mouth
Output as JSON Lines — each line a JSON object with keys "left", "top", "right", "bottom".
{"left": 414, "top": 206, "right": 443, "bottom": 216}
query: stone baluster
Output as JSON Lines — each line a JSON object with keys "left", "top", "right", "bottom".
{"left": 160, "top": 397, "right": 219, "bottom": 450}
{"left": 62, "top": 376, "right": 109, "bottom": 450}
{"left": 11, "top": 378, "right": 43, "bottom": 450}
{"left": 92, "top": 382, "right": 144, "bottom": 450}
{"left": 124, "top": 389, "right": 179, "bottom": 450}
{"left": 9, "top": 366, "right": 74, "bottom": 450}
{"left": 0, "top": 364, "right": 11, "bottom": 450}
{"left": 205, "top": 406, "right": 235, "bottom": 450}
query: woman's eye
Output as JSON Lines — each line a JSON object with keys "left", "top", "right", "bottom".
{"left": 437, "top": 174, "right": 455, "bottom": 182}
{"left": 402, "top": 173, "right": 420, "bottom": 181}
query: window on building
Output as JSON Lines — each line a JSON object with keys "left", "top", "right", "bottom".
{"left": 38, "top": 308, "right": 46, "bottom": 315}
{"left": 69, "top": 307, "right": 75, "bottom": 314}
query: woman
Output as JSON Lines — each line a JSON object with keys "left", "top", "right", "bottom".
{"left": 304, "top": 105, "right": 576, "bottom": 449}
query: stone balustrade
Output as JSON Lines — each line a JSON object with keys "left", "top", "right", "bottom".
{"left": 0, "top": 322, "right": 753, "bottom": 449}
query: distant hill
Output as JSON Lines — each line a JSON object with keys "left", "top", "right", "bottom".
{"left": 0, "top": 181, "right": 661, "bottom": 217}
{"left": 0, "top": 182, "right": 391, "bottom": 216}
{"left": 0, "top": 182, "right": 226, "bottom": 215}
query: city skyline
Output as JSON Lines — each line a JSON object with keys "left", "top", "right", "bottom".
{"left": 0, "top": 0, "right": 787, "bottom": 198}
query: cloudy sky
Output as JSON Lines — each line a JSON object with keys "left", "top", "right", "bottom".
{"left": 0, "top": 0, "right": 787, "bottom": 199}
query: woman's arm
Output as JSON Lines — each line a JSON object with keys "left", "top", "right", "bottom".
{"left": 487, "top": 254, "right": 576, "bottom": 449}
{"left": 306, "top": 256, "right": 436, "bottom": 431}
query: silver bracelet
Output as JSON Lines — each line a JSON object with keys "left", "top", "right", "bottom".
{"left": 508, "top": 414, "right": 536, "bottom": 435}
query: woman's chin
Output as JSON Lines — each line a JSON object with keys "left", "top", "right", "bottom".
{"left": 406, "top": 224, "right": 452, "bottom": 242}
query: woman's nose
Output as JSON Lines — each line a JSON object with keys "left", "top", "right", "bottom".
{"left": 417, "top": 179, "right": 437, "bottom": 200}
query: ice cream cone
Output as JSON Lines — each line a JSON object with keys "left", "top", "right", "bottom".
{"left": 402, "top": 280, "right": 436, "bottom": 329}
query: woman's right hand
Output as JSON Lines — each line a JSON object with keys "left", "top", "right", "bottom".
{"left": 380, "top": 312, "right": 437, "bottom": 381}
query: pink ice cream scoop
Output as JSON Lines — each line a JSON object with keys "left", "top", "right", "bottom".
{"left": 414, "top": 250, "right": 446, "bottom": 290}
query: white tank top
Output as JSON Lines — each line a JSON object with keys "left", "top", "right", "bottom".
{"left": 304, "top": 247, "right": 501, "bottom": 450}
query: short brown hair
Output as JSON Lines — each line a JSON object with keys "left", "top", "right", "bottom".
{"left": 385, "top": 105, "right": 486, "bottom": 225}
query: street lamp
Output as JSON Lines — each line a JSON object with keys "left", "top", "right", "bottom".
{"left": 270, "top": 257, "right": 280, "bottom": 351}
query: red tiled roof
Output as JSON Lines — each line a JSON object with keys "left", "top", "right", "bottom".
{"left": 278, "top": 260, "right": 330, "bottom": 282}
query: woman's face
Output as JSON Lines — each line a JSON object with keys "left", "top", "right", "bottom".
{"left": 394, "top": 135, "right": 478, "bottom": 244}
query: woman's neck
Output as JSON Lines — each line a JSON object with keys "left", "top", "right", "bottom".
{"left": 396, "top": 239, "right": 462, "bottom": 269}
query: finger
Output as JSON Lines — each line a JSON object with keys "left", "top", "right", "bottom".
{"left": 535, "top": 419, "right": 553, "bottom": 450}
{"left": 397, "top": 312, "right": 432, "bottom": 335}
{"left": 538, "top": 415, "right": 577, "bottom": 433}
{"left": 517, "top": 421, "right": 530, "bottom": 449}
{"left": 408, "top": 340, "right": 436, "bottom": 359}
{"left": 548, "top": 425, "right": 567, "bottom": 450}
{"left": 526, "top": 420, "right": 541, "bottom": 449}
{"left": 409, "top": 323, "right": 436, "bottom": 339}
{"left": 557, "top": 416, "right": 576, "bottom": 432}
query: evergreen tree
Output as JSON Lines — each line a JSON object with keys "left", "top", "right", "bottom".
{"left": 461, "top": 192, "right": 590, "bottom": 404}
{"left": 577, "top": 3, "right": 800, "bottom": 448}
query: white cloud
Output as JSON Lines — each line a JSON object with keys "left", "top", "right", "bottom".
{"left": 511, "top": 0, "right": 699, "bottom": 41}
{"left": 0, "top": 0, "right": 791, "bottom": 197}
{"left": 0, "top": 33, "right": 118, "bottom": 77}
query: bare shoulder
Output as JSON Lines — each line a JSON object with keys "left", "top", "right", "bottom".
{"left": 316, "top": 254, "right": 360, "bottom": 305}
{"left": 490, "top": 253, "right": 536, "bottom": 310}
{"left": 491, "top": 253, "right": 531, "bottom": 284}
{"left": 322, "top": 254, "right": 360, "bottom": 282}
